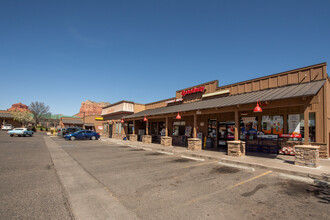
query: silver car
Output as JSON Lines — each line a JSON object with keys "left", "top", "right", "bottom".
{"left": 1, "top": 124, "right": 13, "bottom": 131}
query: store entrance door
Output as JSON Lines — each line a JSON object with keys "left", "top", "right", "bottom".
{"left": 108, "top": 124, "right": 112, "bottom": 138}
{"left": 218, "top": 122, "right": 235, "bottom": 151}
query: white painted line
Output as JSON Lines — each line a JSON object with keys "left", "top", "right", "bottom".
{"left": 157, "top": 151, "right": 174, "bottom": 155}
{"left": 142, "top": 147, "right": 152, "bottom": 151}
{"left": 181, "top": 156, "right": 205, "bottom": 162}
{"left": 217, "top": 161, "right": 255, "bottom": 172}
{"left": 128, "top": 145, "right": 137, "bottom": 148}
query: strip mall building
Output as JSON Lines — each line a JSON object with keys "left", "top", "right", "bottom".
{"left": 101, "top": 63, "right": 330, "bottom": 158}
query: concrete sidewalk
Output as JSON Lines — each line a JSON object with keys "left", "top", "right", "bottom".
{"left": 45, "top": 136, "right": 139, "bottom": 220}
{"left": 101, "top": 137, "right": 330, "bottom": 183}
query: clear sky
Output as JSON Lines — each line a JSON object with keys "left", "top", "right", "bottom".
{"left": 1, "top": 0, "right": 329, "bottom": 115}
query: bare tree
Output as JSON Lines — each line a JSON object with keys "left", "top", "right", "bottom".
{"left": 29, "top": 101, "right": 50, "bottom": 125}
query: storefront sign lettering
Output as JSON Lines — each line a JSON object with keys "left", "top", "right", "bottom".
{"left": 181, "top": 86, "right": 205, "bottom": 97}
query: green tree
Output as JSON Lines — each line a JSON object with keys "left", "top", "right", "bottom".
{"left": 12, "top": 110, "right": 34, "bottom": 127}
{"left": 29, "top": 101, "right": 50, "bottom": 125}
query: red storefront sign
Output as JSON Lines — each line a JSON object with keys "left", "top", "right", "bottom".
{"left": 181, "top": 86, "right": 205, "bottom": 97}
{"left": 279, "top": 134, "right": 302, "bottom": 138}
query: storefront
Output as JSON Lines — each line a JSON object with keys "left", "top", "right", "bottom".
{"left": 101, "top": 101, "right": 146, "bottom": 140}
{"left": 120, "top": 63, "right": 329, "bottom": 158}
{"left": 60, "top": 117, "right": 83, "bottom": 128}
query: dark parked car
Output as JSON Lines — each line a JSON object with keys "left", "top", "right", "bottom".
{"left": 64, "top": 130, "right": 100, "bottom": 141}
{"left": 61, "top": 127, "right": 83, "bottom": 136}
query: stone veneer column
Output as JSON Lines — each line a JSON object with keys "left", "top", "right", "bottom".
{"left": 294, "top": 145, "right": 320, "bottom": 168}
{"left": 129, "top": 134, "right": 138, "bottom": 142}
{"left": 161, "top": 136, "right": 172, "bottom": 147}
{"left": 187, "top": 138, "right": 202, "bottom": 151}
{"left": 142, "top": 135, "right": 152, "bottom": 144}
{"left": 227, "top": 141, "right": 246, "bottom": 157}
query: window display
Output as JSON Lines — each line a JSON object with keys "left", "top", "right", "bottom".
{"left": 241, "top": 117, "right": 258, "bottom": 139}
{"left": 300, "top": 112, "right": 316, "bottom": 142}
{"left": 208, "top": 119, "right": 217, "bottom": 138}
{"left": 262, "top": 115, "right": 283, "bottom": 135}
{"left": 173, "top": 121, "right": 185, "bottom": 136}
{"left": 158, "top": 122, "right": 165, "bottom": 136}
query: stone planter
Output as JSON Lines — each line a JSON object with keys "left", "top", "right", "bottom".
{"left": 227, "top": 141, "right": 245, "bottom": 157}
{"left": 129, "top": 134, "right": 138, "bottom": 142}
{"left": 187, "top": 138, "right": 202, "bottom": 151}
{"left": 294, "top": 145, "right": 320, "bottom": 168}
{"left": 142, "top": 135, "right": 152, "bottom": 144}
{"left": 161, "top": 136, "right": 172, "bottom": 147}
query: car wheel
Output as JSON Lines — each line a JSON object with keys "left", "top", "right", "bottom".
{"left": 91, "top": 136, "right": 96, "bottom": 140}
{"left": 70, "top": 136, "right": 75, "bottom": 141}
{"left": 23, "top": 134, "right": 26, "bottom": 137}
{"left": 29, "top": 134, "right": 33, "bottom": 137}
{"left": 10, "top": 134, "right": 13, "bottom": 137}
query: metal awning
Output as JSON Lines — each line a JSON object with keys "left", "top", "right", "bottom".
{"left": 84, "top": 123, "right": 94, "bottom": 127}
{"left": 62, "top": 119, "right": 83, "bottom": 125}
{"left": 125, "top": 79, "right": 326, "bottom": 119}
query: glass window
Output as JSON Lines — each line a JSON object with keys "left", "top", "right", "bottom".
{"left": 261, "top": 115, "right": 283, "bottom": 134}
{"left": 287, "top": 113, "right": 316, "bottom": 142}
{"left": 173, "top": 125, "right": 185, "bottom": 136}
{"left": 300, "top": 112, "right": 316, "bottom": 142}
{"left": 158, "top": 122, "right": 165, "bottom": 135}
{"left": 241, "top": 117, "right": 258, "bottom": 139}
{"left": 128, "top": 123, "right": 134, "bottom": 134}
{"left": 208, "top": 119, "right": 217, "bottom": 138}
{"left": 151, "top": 122, "right": 157, "bottom": 135}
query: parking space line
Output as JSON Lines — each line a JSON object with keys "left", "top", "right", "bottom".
{"left": 181, "top": 156, "right": 205, "bottom": 162}
{"left": 185, "top": 171, "right": 272, "bottom": 205}
{"left": 142, "top": 147, "right": 153, "bottom": 151}
{"left": 233, "top": 171, "right": 272, "bottom": 187}
{"left": 157, "top": 151, "right": 174, "bottom": 155}
{"left": 179, "top": 161, "right": 218, "bottom": 170}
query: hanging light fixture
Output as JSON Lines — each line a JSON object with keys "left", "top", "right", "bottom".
{"left": 253, "top": 100, "right": 263, "bottom": 113}
{"left": 121, "top": 118, "right": 124, "bottom": 123}
{"left": 176, "top": 112, "right": 181, "bottom": 120}
{"left": 143, "top": 116, "right": 148, "bottom": 121}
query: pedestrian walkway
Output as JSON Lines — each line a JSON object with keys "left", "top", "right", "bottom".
{"left": 101, "top": 137, "right": 330, "bottom": 184}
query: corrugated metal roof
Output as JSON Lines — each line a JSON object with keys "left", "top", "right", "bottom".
{"left": 62, "top": 119, "right": 83, "bottom": 125}
{"left": 125, "top": 80, "right": 326, "bottom": 119}
{"left": 0, "top": 111, "right": 13, "bottom": 118}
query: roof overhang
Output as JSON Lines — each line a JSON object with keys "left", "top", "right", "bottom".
{"left": 125, "top": 80, "right": 326, "bottom": 119}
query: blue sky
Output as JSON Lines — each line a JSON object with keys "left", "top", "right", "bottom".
{"left": 1, "top": 0, "right": 329, "bottom": 115}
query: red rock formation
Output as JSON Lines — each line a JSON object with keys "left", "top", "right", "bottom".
{"left": 75, "top": 100, "right": 110, "bottom": 117}
{"left": 8, "top": 102, "right": 30, "bottom": 112}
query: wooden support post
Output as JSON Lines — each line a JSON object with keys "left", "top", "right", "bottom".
{"left": 283, "top": 113, "right": 288, "bottom": 134}
{"left": 133, "top": 120, "right": 136, "bottom": 135}
{"left": 165, "top": 117, "right": 168, "bottom": 136}
{"left": 234, "top": 109, "right": 239, "bottom": 141}
{"left": 304, "top": 107, "right": 309, "bottom": 145}
{"left": 146, "top": 120, "right": 149, "bottom": 135}
{"left": 193, "top": 114, "right": 197, "bottom": 138}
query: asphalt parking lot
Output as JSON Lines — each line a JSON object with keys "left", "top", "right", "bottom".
{"left": 52, "top": 137, "right": 330, "bottom": 220}
{"left": 0, "top": 132, "right": 73, "bottom": 220}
